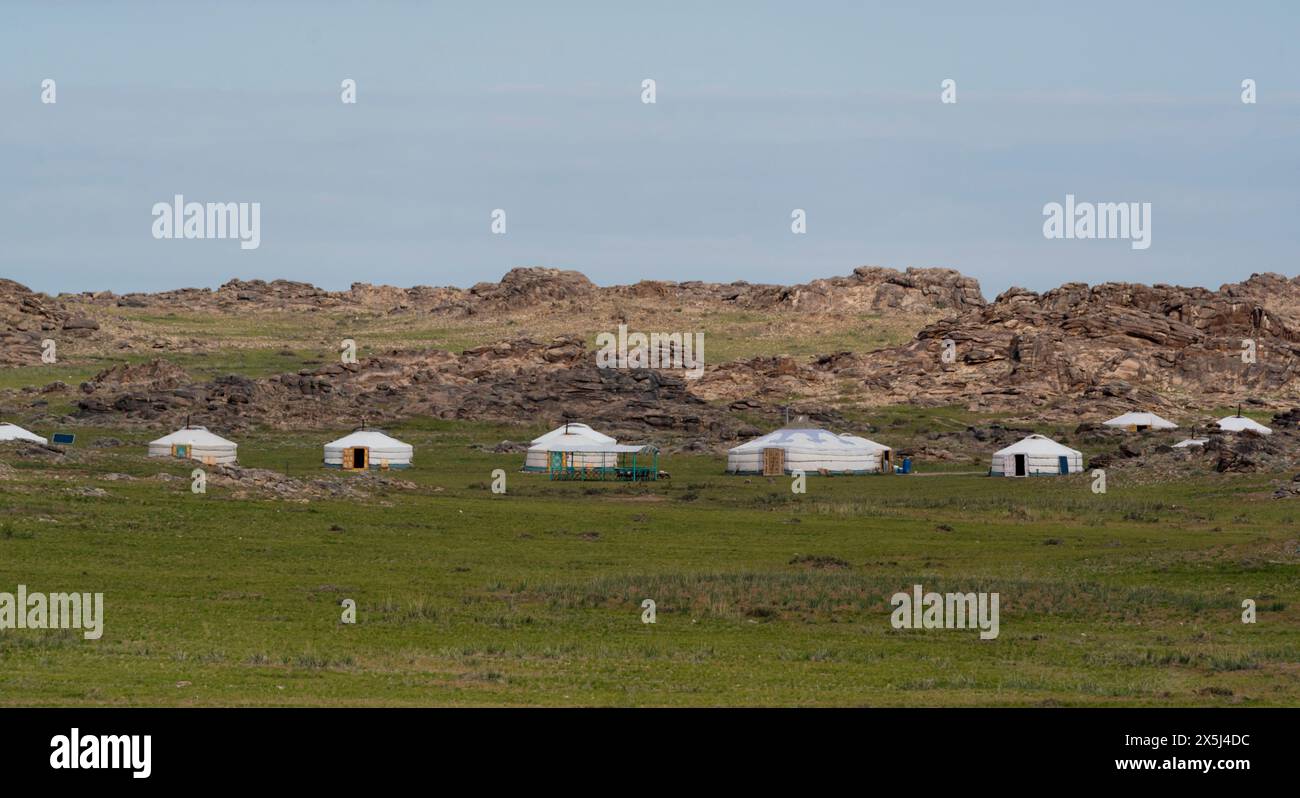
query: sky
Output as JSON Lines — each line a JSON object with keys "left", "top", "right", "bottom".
{"left": 2, "top": 1, "right": 1297, "bottom": 297}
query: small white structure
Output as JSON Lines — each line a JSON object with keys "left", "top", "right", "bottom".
{"left": 990, "top": 434, "right": 1083, "bottom": 477}
{"left": 727, "top": 427, "right": 892, "bottom": 475}
{"left": 1216, "top": 415, "right": 1272, "bottom": 435}
{"left": 324, "top": 429, "right": 413, "bottom": 470}
{"left": 524, "top": 423, "right": 618, "bottom": 471}
{"left": 148, "top": 425, "right": 238, "bottom": 465}
{"left": 1103, "top": 411, "right": 1178, "bottom": 431}
{"left": 0, "top": 422, "right": 47, "bottom": 445}
{"left": 1172, "top": 438, "right": 1209, "bottom": 448}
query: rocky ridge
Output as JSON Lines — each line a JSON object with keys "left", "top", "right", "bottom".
{"left": 7, "top": 267, "right": 1300, "bottom": 443}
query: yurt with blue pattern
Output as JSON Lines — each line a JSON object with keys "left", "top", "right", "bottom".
{"left": 726, "top": 427, "right": 892, "bottom": 475}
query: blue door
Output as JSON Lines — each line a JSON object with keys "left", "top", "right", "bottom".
{"left": 1058, "top": 455, "right": 1069, "bottom": 474}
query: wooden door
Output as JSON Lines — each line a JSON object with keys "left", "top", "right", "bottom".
{"left": 762, "top": 447, "right": 785, "bottom": 476}
{"left": 346, "top": 447, "right": 368, "bottom": 470}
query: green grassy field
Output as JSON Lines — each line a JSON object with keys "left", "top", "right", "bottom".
{"left": 38, "top": 301, "right": 927, "bottom": 379}
{"left": 1, "top": 418, "right": 1297, "bottom": 707}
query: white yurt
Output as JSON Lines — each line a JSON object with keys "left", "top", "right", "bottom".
{"left": 148, "top": 425, "right": 238, "bottom": 465}
{"left": 990, "top": 434, "right": 1083, "bottom": 477}
{"left": 1103, "top": 411, "right": 1178, "bottom": 431}
{"left": 0, "top": 422, "right": 47, "bottom": 445}
{"left": 524, "top": 423, "right": 618, "bottom": 471}
{"left": 1216, "top": 415, "right": 1272, "bottom": 435}
{"left": 837, "top": 433, "right": 895, "bottom": 472}
{"left": 727, "top": 427, "right": 892, "bottom": 475}
{"left": 324, "top": 428, "right": 413, "bottom": 470}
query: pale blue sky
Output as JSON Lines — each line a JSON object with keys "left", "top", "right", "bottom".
{"left": 2, "top": 1, "right": 1297, "bottom": 296}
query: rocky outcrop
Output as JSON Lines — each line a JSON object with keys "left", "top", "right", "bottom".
{"left": 1, "top": 279, "right": 70, "bottom": 365}
{"left": 469, "top": 267, "right": 596, "bottom": 306}
{"left": 13, "top": 267, "right": 1300, "bottom": 440}
{"left": 79, "top": 359, "right": 191, "bottom": 394}
{"left": 688, "top": 275, "right": 1300, "bottom": 419}
{"left": 66, "top": 265, "right": 982, "bottom": 319}
{"left": 729, "top": 266, "right": 985, "bottom": 314}
{"left": 66, "top": 338, "right": 751, "bottom": 444}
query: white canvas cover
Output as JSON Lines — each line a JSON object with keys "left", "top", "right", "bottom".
{"left": 323, "top": 429, "right": 413, "bottom": 469}
{"left": 1102, "top": 411, "right": 1178, "bottom": 430}
{"left": 541, "top": 441, "right": 648, "bottom": 453}
{"left": 530, "top": 423, "right": 615, "bottom": 446}
{"left": 148, "top": 425, "right": 238, "bottom": 465}
{"left": 1216, "top": 415, "right": 1272, "bottom": 435}
{"left": 727, "top": 427, "right": 891, "bottom": 474}
{"left": 1172, "top": 438, "right": 1209, "bottom": 448}
{"left": 990, "top": 434, "right": 1083, "bottom": 477}
{"left": 524, "top": 423, "right": 618, "bottom": 470}
{"left": 0, "top": 422, "right": 47, "bottom": 445}
{"left": 838, "top": 433, "right": 894, "bottom": 472}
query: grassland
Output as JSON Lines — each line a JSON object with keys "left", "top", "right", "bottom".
{"left": 51, "top": 299, "right": 925, "bottom": 375}
{"left": 1, "top": 418, "right": 1297, "bottom": 706}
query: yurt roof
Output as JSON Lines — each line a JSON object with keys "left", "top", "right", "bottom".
{"left": 324, "top": 429, "right": 410, "bottom": 449}
{"left": 993, "top": 434, "right": 1081, "bottom": 457}
{"left": 527, "top": 440, "right": 651, "bottom": 454}
{"left": 730, "top": 427, "right": 878, "bottom": 454}
{"left": 150, "top": 425, "right": 236, "bottom": 447}
{"left": 837, "top": 433, "right": 891, "bottom": 450}
{"left": 531, "top": 423, "right": 616, "bottom": 445}
{"left": 0, "top": 422, "right": 47, "bottom": 444}
{"left": 1103, "top": 411, "right": 1178, "bottom": 429}
{"left": 1216, "top": 415, "right": 1272, "bottom": 434}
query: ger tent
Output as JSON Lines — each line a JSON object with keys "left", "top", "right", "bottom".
{"left": 532, "top": 440, "right": 659, "bottom": 482}
{"left": 727, "top": 427, "right": 892, "bottom": 475}
{"left": 1102, "top": 411, "right": 1178, "bottom": 431}
{"left": 524, "top": 423, "right": 618, "bottom": 471}
{"left": 324, "top": 429, "right": 413, "bottom": 470}
{"left": 990, "top": 434, "right": 1083, "bottom": 477}
{"left": 0, "top": 422, "right": 47, "bottom": 445}
{"left": 1216, "top": 415, "right": 1272, "bottom": 435}
{"left": 148, "top": 425, "right": 238, "bottom": 465}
